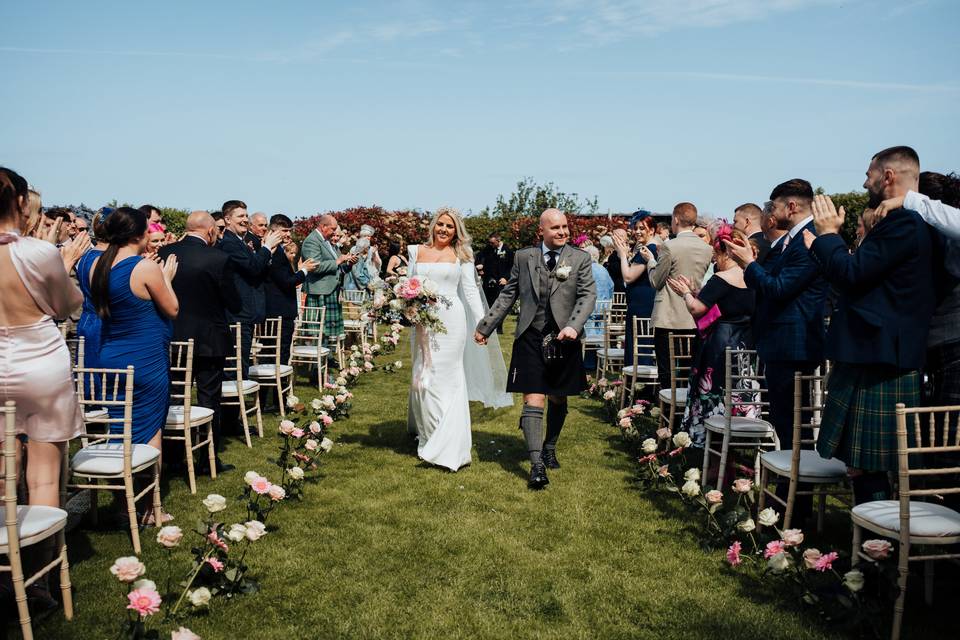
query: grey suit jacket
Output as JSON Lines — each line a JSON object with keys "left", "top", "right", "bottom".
{"left": 476, "top": 243, "right": 597, "bottom": 338}
{"left": 301, "top": 229, "right": 342, "bottom": 296}
{"left": 647, "top": 231, "right": 714, "bottom": 330}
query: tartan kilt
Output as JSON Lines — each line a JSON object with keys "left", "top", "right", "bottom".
{"left": 305, "top": 293, "right": 344, "bottom": 347}
{"left": 816, "top": 363, "right": 920, "bottom": 472}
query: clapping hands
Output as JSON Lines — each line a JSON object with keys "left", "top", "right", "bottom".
{"left": 59, "top": 233, "right": 91, "bottom": 271}
{"left": 811, "top": 194, "right": 845, "bottom": 235}
{"left": 162, "top": 254, "right": 178, "bottom": 283}
{"left": 721, "top": 236, "right": 754, "bottom": 268}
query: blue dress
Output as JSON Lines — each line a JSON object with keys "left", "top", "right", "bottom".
{"left": 75, "top": 248, "right": 103, "bottom": 368}
{"left": 624, "top": 243, "right": 658, "bottom": 367}
{"left": 99, "top": 256, "right": 171, "bottom": 444}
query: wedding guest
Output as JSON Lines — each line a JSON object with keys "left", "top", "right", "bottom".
{"left": 265, "top": 214, "right": 316, "bottom": 364}
{"left": 734, "top": 203, "right": 771, "bottom": 263}
{"left": 74, "top": 216, "right": 89, "bottom": 237}
{"left": 0, "top": 166, "right": 84, "bottom": 610}
{"left": 693, "top": 223, "right": 712, "bottom": 245}
{"left": 249, "top": 212, "right": 268, "bottom": 242}
{"left": 302, "top": 214, "right": 358, "bottom": 353}
{"left": 614, "top": 211, "right": 659, "bottom": 368}
{"left": 343, "top": 236, "right": 374, "bottom": 293}
{"left": 219, "top": 200, "right": 284, "bottom": 376}
{"left": 646, "top": 202, "right": 714, "bottom": 389}
{"left": 146, "top": 222, "right": 166, "bottom": 256}
{"left": 583, "top": 244, "right": 614, "bottom": 364}
{"left": 358, "top": 224, "right": 382, "bottom": 282}
{"left": 604, "top": 228, "right": 628, "bottom": 294}
{"left": 22, "top": 184, "right": 42, "bottom": 237}
{"left": 759, "top": 201, "right": 787, "bottom": 266}
{"left": 41, "top": 207, "right": 72, "bottom": 246}
{"left": 598, "top": 234, "right": 615, "bottom": 262}
{"left": 382, "top": 238, "right": 408, "bottom": 278}
{"left": 212, "top": 210, "right": 225, "bottom": 241}
{"left": 655, "top": 221, "right": 671, "bottom": 242}
{"left": 90, "top": 206, "right": 178, "bottom": 522}
{"left": 476, "top": 232, "right": 514, "bottom": 333}
{"left": 805, "top": 146, "right": 936, "bottom": 504}
{"left": 75, "top": 210, "right": 112, "bottom": 373}
{"left": 667, "top": 225, "right": 756, "bottom": 446}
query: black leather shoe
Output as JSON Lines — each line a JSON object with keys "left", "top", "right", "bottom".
{"left": 528, "top": 463, "right": 549, "bottom": 490}
{"left": 542, "top": 449, "right": 560, "bottom": 469}
{"left": 215, "top": 461, "right": 235, "bottom": 474}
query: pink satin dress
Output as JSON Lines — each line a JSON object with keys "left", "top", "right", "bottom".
{"left": 0, "top": 233, "right": 84, "bottom": 442}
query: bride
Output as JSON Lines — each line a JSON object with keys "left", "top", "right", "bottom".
{"left": 407, "top": 207, "right": 512, "bottom": 471}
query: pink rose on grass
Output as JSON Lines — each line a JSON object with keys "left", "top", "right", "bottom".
{"left": 764, "top": 540, "right": 786, "bottom": 559}
{"left": 655, "top": 427, "right": 672, "bottom": 440}
{"left": 705, "top": 490, "right": 723, "bottom": 505}
{"left": 309, "top": 421, "right": 322, "bottom": 434}
{"left": 803, "top": 548, "right": 822, "bottom": 569}
{"left": 250, "top": 475, "right": 273, "bottom": 495}
{"left": 657, "top": 465, "right": 671, "bottom": 478}
{"left": 268, "top": 484, "right": 286, "bottom": 501}
{"left": 291, "top": 428, "right": 305, "bottom": 439}
{"left": 110, "top": 556, "right": 146, "bottom": 582}
{"left": 156, "top": 525, "right": 183, "bottom": 548}
{"left": 206, "top": 530, "right": 228, "bottom": 552}
{"left": 781, "top": 528, "right": 804, "bottom": 547}
{"left": 321, "top": 414, "right": 333, "bottom": 426}
{"left": 278, "top": 420, "right": 295, "bottom": 435}
{"left": 349, "top": 367, "right": 361, "bottom": 377}
{"left": 862, "top": 539, "right": 893, "bottom": 560}
{"left": 205, "top": 557, "right": 225, "bottom": 573}
{"left": 726, "top": 541, "right": 742, "bottom": 567}
{"left": 305, "top": 438, "right": 319, "bottom": 451}
{"left": 732, "top": 478, "right": 753, "bottom": 494}
{"left": 126, "top": 587, "right": 162, "bottom": 617}
{"left": 171, "top": 627, "right": 201, "bottom": 640}
{"left": 813, "top": 551, "right": 838, "bottom": 572}
{"left": 618, "top": 416, "right": 632, "bottom": 429}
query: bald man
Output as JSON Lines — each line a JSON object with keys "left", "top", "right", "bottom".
{"left": 302, "top": 214, "right": 358, "bottom": 359}
{"left": 159, "top": 212, "right": 242, "bottom": 473}
{"left": 249, "top": 212, "right": 268, "bottom": 241}
{"left": 476, "top": 208, "right": 597, "bottom": 489}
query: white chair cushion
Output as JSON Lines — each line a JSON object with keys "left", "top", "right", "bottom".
{"left": 166, "top": 405, "right": 215, "bottom": 426}
{"left": 658, "top": 387, "right": 688, "bottom": 405}
{"left": 599, "top": 348, "right": 625, "bottom": 359}
{"left": 291, "top": 345, "right": 331, "bottom": 357}
{"left": 221, "top": 379, "right": 260, "bottom": 396}
{"left": 583, "top": 336, "right": 605, "bottom": 345}
{"left": 71, "top": 443, "right": 160, "bottom": 476}
{"left": 84, "top": 408, "right": 108, "bottom": 420}
{"left": 343, "top": 320, "right": 367, "bottom": 329}
{"left": 853, "top": 500, "right": 960, "bottom": 538}
{"left": 760, "top": 450, "right": 848, "bottom": 480}
{"left": 622, "top": 364, "right": 658, "bottom": 377}
{"left": 704, "top": 415, "right": 775, "bottom": 435}
{"left": 248, "top": 364, "right": 294, "bottom": 377}
{"left": 0, "top": 505, "right": 67, "bottom": 547}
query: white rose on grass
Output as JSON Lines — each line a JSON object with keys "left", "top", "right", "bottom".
{"left": 602, "top": 390, "right": 616, "bottom": 401}
{"left": 861, "top": 539, "right": 893, "bottom": 561}
{"left": 110, "top": 556, "right": 146, "bottom": 582}
{"left": 394, "top": 361, "right": 402, "bottom": 368}
{"left": 243, "top": 470, "right": 260, "bottom": 486}
{"left": 286, "top": 394, "right": 299, "bottom": 408}
{"left": 171, "top": 627, "right": 201, "bottom": 640}
{"left": 311, "top": 398, "right": 323, "bottom": 410}
{"left": 305, "top": 439, "right": 319, "bottom": 451}
{"left": 736, "top": 518, "right": 756, "bottom": 533}
{"left": 617, "top": 409, "right": 628, "bottom": 420}
{"left": 244, "top": 520, "right": 267, "bottom": 541}
{"left": 705, "top": 490, "right": 723, "bottom": 505}
{"left": 681, "top": 480, "right": 701, "bottom": 497}
{"left": 188, "top": 587, "right": 212, "bottom": 607}
{"left": 758, "top": 507, "right": 780, "bottom": 527}
{"left": 683, "top": 468, "right": 700, "bottom": 483}
{"left": 320, "top": 437, "right": 334, "bottom": 453}
{"left": 335, "top": 376, "right": 348, "bottom": 387}
{"left": 202, "top": 494, "right": 227, "bottom": 514}
{"left": 781, "top": 528, "right": 804, "bottom": 547}
{"left": 767, "top": 552, "right": 791, "bottom": 573}
{"left": 843, "top": 569, "right": 865, "bottom": 593}
{"left": 226, "top": 523, "right": 247, "bottom": 543}
{"left": 132, "top": 578, "right": 157, "bottom": 592}
{"left": 641, "top": 438, "right": 657, "bottom": 454}
{"left": 673, "top": 432, "right": 692, "bottom": 448}
{"left": 288, "top": 466, "right": 305, "bottom": 480}
{"left": 156, "top": 525, "right": 183, "bottom": 548}
{"left": 322, "top": 396, "right": 336, "bottom": 410}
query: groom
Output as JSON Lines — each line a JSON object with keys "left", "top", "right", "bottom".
{"left": 475, "top": 209, "right": 597, "bottom": 489}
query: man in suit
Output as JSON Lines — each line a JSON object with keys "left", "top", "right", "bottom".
{"left": 265, "top": 214, "right": 317, "bottom": 364}
{"left": 158, "top": 211, "right": 241, "bottom": 471}
{"left": 759, "top": 202, "right": 788, "bottom": 267}
{"left": 734, "top": 203, "right": 772, "bottom": 264}
{"left": 725, "top": 179, "right": 829, "bottom": 519}
{"left": 248, "top": 212, "right": 268, "bottom": 244}
{"left": 218, "top": 200, "right": 285, "bottom": 377}
{"left": 475, "top": 232, "right": 514, "bottom": 333}
{"left": 301, "top": 214, "right": 358, "bottom": 354}
{"left": 646, "top": 202, "right": 714, "bottom": 389}
{"left": 803, "top": 146, "right": 937, "bottom": 504}
{"left": 475, "top": 209, "right": 597, "bottom": 489}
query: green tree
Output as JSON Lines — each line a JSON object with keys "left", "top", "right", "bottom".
{"left": 816, "top": 187, "right": 869, "bottom": 246}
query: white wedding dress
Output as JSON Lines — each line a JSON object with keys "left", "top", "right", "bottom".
{"left": 407, "top": 246, "right": 512, "bottom": 471}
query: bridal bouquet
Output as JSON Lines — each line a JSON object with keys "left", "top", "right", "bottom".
{"left": 369, "top": 275, "right": 451, "bottom": 335}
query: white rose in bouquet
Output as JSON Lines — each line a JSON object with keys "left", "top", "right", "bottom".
{"left": 421, "top": 278, "right": 438, "bottom": 296}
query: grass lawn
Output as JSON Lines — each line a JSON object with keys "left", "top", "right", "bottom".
{"left": 26, "top": 322, "right": 955, "bottom": 639}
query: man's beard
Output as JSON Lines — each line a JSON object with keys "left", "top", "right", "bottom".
{"left": 775, "top": 214, "right": 791, "bottom": 231}
{"left": 866, "top": 185, "right": 884, "bottom": 209}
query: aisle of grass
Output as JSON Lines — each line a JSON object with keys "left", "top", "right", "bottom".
{"left": 27, "top": 325, "right": 947, "bottom": 639}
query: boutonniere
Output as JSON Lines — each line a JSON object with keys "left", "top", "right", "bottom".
{"left": 554, "top": 263, "right": 572, "bottom": 281}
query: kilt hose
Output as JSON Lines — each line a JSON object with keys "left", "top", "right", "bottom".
{"left": 816, "top": 362, "right": 920, "bottom": 472}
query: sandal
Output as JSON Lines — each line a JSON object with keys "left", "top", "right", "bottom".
{"left": 139, "top": 511, "right": 175, "bottom": 527}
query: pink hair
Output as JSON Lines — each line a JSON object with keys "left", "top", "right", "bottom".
{"left": 148, "top": 222, "right": 166, "bottom": 234}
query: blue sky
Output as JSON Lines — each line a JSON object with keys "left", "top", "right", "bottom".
{"left": 2, "top": 0, "right": 958, "bottom": 218}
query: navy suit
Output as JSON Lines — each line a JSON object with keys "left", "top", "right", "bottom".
{"left": 219, "top": 229, "right": 273, "bottom": 375}
{"left": 265, "top": 248, "right": 307, "bottom": 364}
{"left": 810, "top": 208, "right": 935, "bottom": 368}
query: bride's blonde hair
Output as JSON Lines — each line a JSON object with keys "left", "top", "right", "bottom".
{"left": 425, "top": 206, "right": 474, "bottom": 262}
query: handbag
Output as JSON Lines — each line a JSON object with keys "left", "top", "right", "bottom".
{"left": 696, "top": 304, "right": 722, "bottom": 336}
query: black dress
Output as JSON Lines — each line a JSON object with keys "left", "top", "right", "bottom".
{"left": 679, "top": 275, "right": 756, "bottom": 447}
{"left": 623, "top": 243, "right": 658, "bottom": 367}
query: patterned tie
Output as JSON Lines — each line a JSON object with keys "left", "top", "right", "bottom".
{"left": 546, "top": 250, "right": 558, "bottom": 271}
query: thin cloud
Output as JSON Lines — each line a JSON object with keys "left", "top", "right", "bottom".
{"left": 592, "top": 70, "right": 960, "bottom": 93}
{"left": 0, "top": 46, "right": 262, "bottom": 62}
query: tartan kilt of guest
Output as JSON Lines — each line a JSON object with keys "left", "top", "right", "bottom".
{"left": 305, "top": 293, "right": 344, "bottom": 348}
{"left": 816, "top": 363, "right": 920, "bottom": 472}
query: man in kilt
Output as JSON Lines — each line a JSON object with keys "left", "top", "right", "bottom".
{"left": 803, "top": 146, "right": 938, "bottom": 503}
{"left": 475, "top": 209, "right": 597, "bottom": 489}
{"left": 302, "top": 214, "right": 359, "bottom": 359}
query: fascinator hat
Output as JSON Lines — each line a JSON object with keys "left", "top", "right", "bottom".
{"left": 628, "top": 209, "right": 652, "bottom": 229}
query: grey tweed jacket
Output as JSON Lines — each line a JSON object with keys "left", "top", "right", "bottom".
{"left": 476, "top": 243, "right": 597, "bottom": 338}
